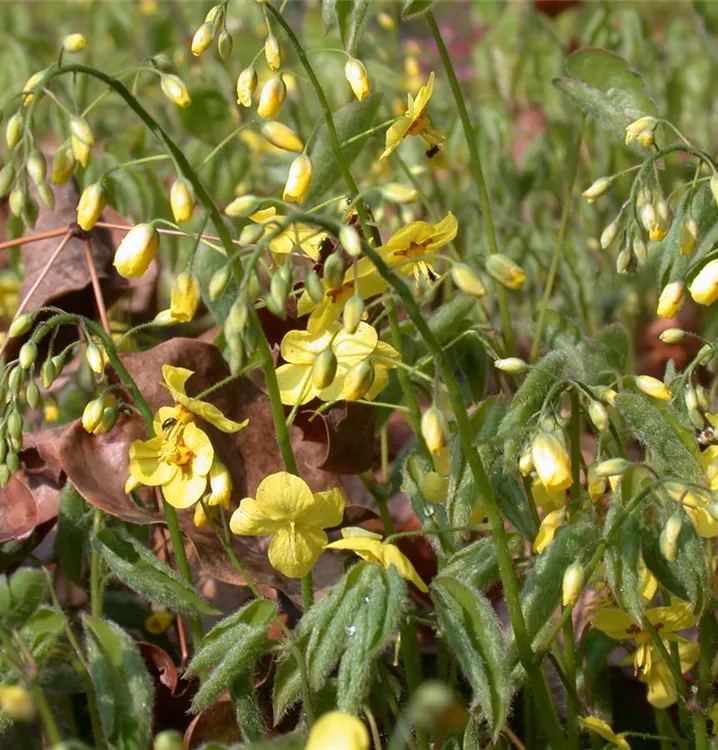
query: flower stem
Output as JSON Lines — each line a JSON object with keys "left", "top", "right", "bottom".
{"left": 301, "top": 574, "right": 314, "bottom": 611}
{"left": 90, "top": 508, "right": 104, "bottom": 617}
{"left": 694, "top": 610, "right": 711, "bottom": 750}
{"left": 33, "top": 687, "right": 63, "bottom": 745}
{"left": 426, "top": 11, "right": 516, "bottom": 358}
{"left": 530, "top": 121, "right": 584, "bottom": 363}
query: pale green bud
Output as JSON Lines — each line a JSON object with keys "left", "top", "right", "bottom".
{"left": 324, "top": 253, "right": 346, "bottom": 289}
{"left": 0, "top": 164, "right": 14, "bottom": 198}
{"left": 660, "top": 328, "right": 685, "bottom": 344}
{"left": 561, "top": 562, "right": 585, "bottom": 607}
{"left": 588, "top": 400, "right": 609, "bottom": 433}
{"left": 599, "top": 221, "right": 619, "bottom": 250}
{"left": 340, "top": 225, "right": 362, "bottom": 258}
{"left": 18, "top": 342, "right": 37, "bottom": 370}
{"left": 25, "top": 382, "right": 39, "bottom": 410}
{"left": 6, "top": 113, "right": 22, "bottom": 151}
{"left": 494, "top": 357, "right": 528, "bottom": 374}
{"left": 208, "top": 266, "right": 231, "bottom": 301}
{"left": 312, "top": 347, "right": 338, "bottom": 390}
{"left": 582, "top": 176, "right": 612, "bottom": 203}
{"left": 225, "top": 194, "right": 260, "bottom": 218}
{"left": 343, "top": 296, "right": 364, "bottom": 334}
{"left": 342, "top": 359, "right": 375, "bottom": 401}
{"left": 85, "top": 342, "right": 104, "bottom": 375}
{"left": 593, "top": 457, "right": 632, "bottom": 477}
{"left": 305, "top": 270, "right": 324, "bottom": 305}
{"left": 8, "top": 314, "right": 33, "bottom": 337}
{"left": 26, "top": 150, "right": 46, "bottom": 186}
{"left": 660, "top": 513, "right": 682, "bottom": 563}
{"left": 451, "top": 263, "right": 486, "bottom": 299}
{"left": 239, "top": 223, "right": 265, "bottom": 245}
{"left": 680, "top": 217, "right": 698, "bottom": 256}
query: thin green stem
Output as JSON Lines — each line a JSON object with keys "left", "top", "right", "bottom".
{"left": 90, "top": 508, "right": 104, "bottom": 617}
{"left": 531, "top": 121, "right": 584, "bottom": 363}
{"left": 562, "top": 617, "right": 579, "bottom": 749}
{"left": 426, "top": 11, "right": 515, "bottom": 357}
{"left": 301, "top": 574, "right": 314, "bottom": 611}
{"left": 33, "top": 687, "right": 63, "bottom": 745}
{"left": 695, "top": 609, "right": 712, "bottom": 749}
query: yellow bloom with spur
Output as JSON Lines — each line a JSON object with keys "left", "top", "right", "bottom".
{"left": 579, "top": 717, "right": 630, "bottom": 750}
{"left": 230, "top": 472, "right": 345, "bottom": 578}
{"left": 591, "top": 599, "right": 698, "bottom": 708}
{"left": 275, "top": 322, "right": 399, "bottom": 406}
{"left": 326, "top": 527, "right": 428, "bottom": 592}
{"left": 248, "top": 207, "right": 325, "bottom": 261}
{"left": 381, "top": 72, "right": 444, "bottom": 160}
{"left": 379, "top": 212, "right": 458, "bottom": 284}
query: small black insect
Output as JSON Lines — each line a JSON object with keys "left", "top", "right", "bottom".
{"left": 162, "top": 417, "right": 178, "bottom": 431}
{"left": 426, "top": 145, "right": 440, "bottom": 158}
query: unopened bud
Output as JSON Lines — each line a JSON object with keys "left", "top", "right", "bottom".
{"left": 218, "top": 28, "right": 233, "bottom": 60}
{"left": 451, "top": 263, "right": 486, "bottom": 299}
{"left": 225, "top": 194, "right": 260, "bottom": 218}
{"left": 77, "top": 182, "right": 106, "bottom": 230}
{"left": 680, "top": 217, "right": 698, "bottom": 256}
{"left": 6, "top": 450, "right": 19, "bottom": 474}
{"left": 0, "top": 164, "right": 14, "bottom": 198}
{"left": 169, "top": 272, "right": 201, "bottom": 323}
{"left": 324, "top": 252, "right": 346, "bottom": 289}
{"left": 494, "top": 357, "right": 528, "bottom": 374}
{"left": 343, "top": 296, "right": 364, "bottom": 334}
{"left": 8, "top": 185, "right": 25, "bottom": 217}
{"left": 261, "top": 122, "right": 303, "bottom": 153}
{"left": 312, "top": 347, "right": 338, "bottom": 390}
{"left": 113, "top": 223, "right": 159, "bottom": 278}
{"left": 485, "top": 254, "right": 526, "bottom": 291}
{"left": 5, "top": 113, "right": 22, "bottom": 150}
{"left": 70, "top": 116, "right": 94, "bottom": 147}
{"left": 21, "top": 70, "right": 45, "bottom": 107}
{"left": 421, "top": 406, "right": 448, "bottom": 456}
{"left": 660, "top": 328, "right": 685, "bottom": 344}
{"left": 7, "top": 411, "right": 23, "bottom": 440}
{"left": 616, "top": 247, "right": 635, "bottom": 275}
{"left": 264, "top": 33, "right": 281, "bottom": 70}
{"left": 519, "top": 445, "right": 533, "bottom": 476}
{"left": 204, "top": 4, "right": 223, "bottom": 24}
{"left": 342, "top": 359, "right": 376, "bottom": 401}
{"left": 191, "top": 22, "right": 215, "bottom": 56}
{"left": 562, "top": 562, "right": 585, "bottom": 607}
{"left": 640, "top": 202, "right": 657, "bottom": 233}
{"left": 625, "top": 116, "right": 657, "bottom": 146}
{"left": 660, "top": 513, "right": 683, "bottom": 562}
{"left": 82, "top": 397, "right": 105, "bottom": 434}
{"left": 86, "top": 342, "right": 104, "bottom": 374}
{"left": 18, "top": 342, "right": 37, "bottom": 370}
{"left": 656, "top": 281, "right": 685, "bottom": 320}
{"left": 268, "top": 274, "right": 288, "bottom": 318}
{"left": 588, "top": 400, "right": 609, "bottom": 433}
{"left": 209, "top": 266, "right": 231, "bottom": 301}
{"left": 40, "top": 359, "right": 57, "bottom": 389}
{"left": 697, "top": 384, "right": 710, "bottom": 411}
{"left": 153, "top": 729, "right": 184, "bottom": 750}
{"left": 25, "top": 382, "right": 40, "bottom": 410}
{"left": 599, "top": 221, "right": 619, "bottom": 249}
{"left": 305, "top": 270, "right": 325, "bottom": 304}
{"left": 632, "top": 235, "right": 647, "bottom": 265}
{"left": 26, "top": 150, "right": 46, "bottom": 186}
{"left": 283, "top": 155, "right": 312, "bottom": 203}
{"left": 63, "top": 32, "right": 87, "bottom": 52}
{"left": 0, "top": 685, "right": 35, "bottom": 722}
{"left": 593, "top": 457, "right": 632, "bottom": 477}
{"left": 8, "top": 314, "right": 33, "bottom": 338}
{"left": 650, "top": 199, "right": 671, "bottom": 241}
{"left": 344, "top": 57, "right": 370, "bottom": 101}
{"left": 256, "top": 76, "right": 286, "bottom": 119}
{"left": 582, "top": 176, "right": 612, "bottom": 203}
{"left": 340, "top": 225, "right": 362, "bottom": 258}
{"left": 636, "top": 375, "right": 672, "bottom": 401}
{"left": 228, "top": 300, "right": 250, "bottom": 335}
{"left": 160, "top": 74, "right": 191, "bottom": 108}
{"left": 52, "top": 143, "right": 76, "bottom": 184}
{"left": 236, "top": 66, "right": 258, "bottom": 107}
{"left": 170, "top": 178, "right": 194, "bottom": 224}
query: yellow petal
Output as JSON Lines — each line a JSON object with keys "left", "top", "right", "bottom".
{"left": 129, "top": 437, "right": 176, "bottom": 486}
{"left": 230, "top": 497, "right": 284, "bottom": 535}
{"left": 255, "top": 472, "right": 316, "bottom": 521}
{"left": 276, "top": 363, "right": 314, "bottom": 406}
{"left": 268, "top": 525, "right": 326, "bottom": 578}
{"left": 305, "top": 710, "right": 369, "bottom": 750}
{"left": 182, "top": 423, "right": 214, "bottom": 476}
{"left": 643, "top": 656, "right": 677, "bottom": 708}
{"left": 333, "top": 323, "right": 378, "bottom": 368}
{"left": 300, "top": 487, "right": 346, "bottom": 529}
{"left": 645, "top": 599, "right": 695, "bottom": 634}
{"left": 591, "top": 608, "right": 637, "bottom": 641}
{"left": 381, "top": 543, "right": 428, "bottom": 592}
{"left": 531, "top": 479, "right": 566, "bottom": 513}
{"left": 426, "top": 212, "right": 458, "bottom": 251}
{"left": 280, "top": 328, "right": 334, "bottom": 365}
{"left": 162, "top": 466, "right": 208, "bottom": 509}
{"left": 532, "top": 508, "right": 565, "bottom": 553}
{"left": 579, "top": 717, "right": 631, "bottom": 750}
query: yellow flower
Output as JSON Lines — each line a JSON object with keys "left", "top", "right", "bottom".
{"left": 169, "top": 272, "right": 201, "bottom": 323}
{"left": 305, "top": 710, "right": 369, "bottom": 750}
{"left": 344, "top": 57, "right": 370, "bottom": 101}
{"left": 579, "top": 717, "right": 630, "bottom": 750}
{"left": 77, "top": 182, "right": 106, "bottom": 231}
{"left": 170, "top": 178, "right": 194, "bottom": 224}
{"left": 664, "top": 479, "right": 718, "bottom": 538}
{"left": 531, "top": 431, "right": 572, "bottom": 492}
{"left": 378, "top": 212, "right": 458, "bottom": 284}
{"left": 283, "top": 155, "right": 312, "bottom": 203}
{"left": 656, "top": 281, "right": 686, "bottom": 319}
{"left": 145, "top": 611, "right": 175, "bottom": 634}
{"left": 161, "top": 365, "right": 248, "bottom": 433}
{"left": 257, "top": 76, "right": 286, "bottom": 119}
{"left": 381, "top": 72, "right": 444, "bottom": 159}
{"left": 690, "top": 259, "right": 718, "bottom": 306}
{"left": 531, "top": 478, "right": 566, "bottom": 513}
{"left": 229, "top": 472, "right": 345, "bottom": 578}
{"left": 591, "top": 599, "right": 697, "bottom": 708}
{"left": 160, "top": 74, "right": 191, "bottom": 108}
{"left": 275, "top": 322, "right": 399, "bottom": 406}
{"left": 326, "top": 528, "right": 428, "bottom": 592}
{"left": 532, "top": 508, "right": 566, "bottom": 553}
{"left": 635, "top": 375, "right": 672, "bottom": 401}
{"left": 113, "top": 223, "right": 159, "bottom": 279}
{"left": 63, "top": 33, "right": 87, "bottom": 53}
{"left": 0, "top": 685, "right": 35, "bottom": 722}
{"left": 249, "top": 207, "right": 325, "bottom": 260}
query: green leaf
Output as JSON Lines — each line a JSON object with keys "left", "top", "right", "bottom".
{"left": 231, "top": 670, "right": 265, "bottom": 744}
{"left": 402, "top": 0, "right": 436, "bottom": 19}
{"left": 94, "top": 527, "right": 218, "bottom": 616}
{"left": 554, "top": 48, "right": 657, "bottom": 148}
{"left": 56, "top": 484, "right": 89, "bottom": 585}
{"left": 617, "top": 392, "right": 704, "bottom": 484}
{"left": 20, "top": 607, "right": 65, "bottom": 662}
{"left": 428, "top": 295, "right": 476, "bottom": 342}
{"left": 402, "top": 453, "right": 450, "bottom": 557}
{"left": 83, "top": 616, "right": 153, "bottom": 750}
{"left": 178, "top": 87, "right": 234, "bottom": 144}
{"left": 493, "top": 472, "right": 538, "bottom": 539}
{"left": 534, "top": 310, "right": 582, "bottom": 352}
{"left": 582, "top": 323, "right": 630, "bottom": 378}
{"left": 322, "top": 0, "right": 369, "bottom": 52}
{"left": 0, "top": 568, "right": 47, "bottom": 629}
{"left": 194, "top": 241, "right": 237, "bottom": 326}
{"left": 441, "top": 537, "right": 499, "bottom": 592}
{"left": 306, "top": 93, "right": 382, "bottom": 204}
{"left": 432, "top": 576, "right": 509, "bottom": 737}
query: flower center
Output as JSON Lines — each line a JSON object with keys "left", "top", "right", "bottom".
{"left": 407, "top": 111, "right": 429, "bottom": 136}
{"left": 326, "top": 280, "right": 355, "bottom": 303}
{"left": 395, "top": 239, "right": 431, "bottom": 260}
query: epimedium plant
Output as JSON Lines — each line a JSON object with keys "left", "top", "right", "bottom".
{"left": 2, "top": 1, "right": 718, "bottom": 750}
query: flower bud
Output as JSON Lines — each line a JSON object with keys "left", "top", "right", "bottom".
{"left": 0, "top": 685, "right": 35, "bottom": 722}
{"left": 305, "top": 270, "right": 325, "bottom": 304}
{"left": 519, "top": 444, "right": 533, "bottom": 476}
{"left": 8, "top": 184, "right": 25, "bottom": 217}
{"left": 531, "top": 431, "right": 572, "bottom": 491}
{"left": 207, "top": 459, "right": 232, "bottom": 507}
{"left": 18, "top": 342, "right": 37, "bottom": 370}
{"left": 421, "top": 406, "right": 448, "bottom": 456}
{"left": 340, "top": 225, "right": 362, "bottom": 258}
{"left": 562, "top": 562, "right": 584, "bottom": 607}
{"left": 170, "top": 178, "right": 194, "bottom": 224}
{"left": 660, "top": 513, "right": 682, "bottom": 563}
{"left": 616, "top": 246, "right": 635, "bottom": 275}
{"left": 697, "top": 343, "right": 714, "bottom": 365}
{"left": 636, "top": 375, "right": 672, "bottom": 401}
{"left": 632, "top": 235, "right": 647, "bottom": 265}
{"left": 63, "top": 33, "right": 87, "bottom": 52}
{"left": 343, "top": 296, "right": 364, "bottom": 334}
{"left": 52, "top": 143, "right": 76, "bottom": 184}
{"left": 225, "top": 194, "right": 260, "bottom": 218}
{"left": 51, "top": 354, "right": 65, "bottom": 379}
{"left": 82, "top": 397, "right": 106, "bottom": 434}
{"left": 587, "top": 465, "right": 607, "bottom": 501}
{"left": 240, "top": 223, "right": 265, "bottom": 245}
{"left": 625, "top": 116, "right": 657, "bottom": 146}
{"left": 588, "top": 400, "right": 609, "bottom": 433}
{"left": 494, "top": 357, "right": 529, "bottom": 374}
{"left": 582, "top": 176, "right": 612, "bottom": 203}
{"left": 312, "top": 347, "right": 338, "bottom": 390}
{"left": 70, "top": 115, "right": 94, "bottom": 146}
{"left": 86, "top": 342, "right": 104, "bottom": 374}
{"left": 261, "top": 121, "right": 303, "bottom": 153}
{"left": 381, "top": 183, "right": 418, "bottom": 203}
{"left": 451, "top": 263, "right": 487, "bottom": 299}
{"left": 0, "top": 164, "right": 14, "bottom": 198}
{"left": 660, "top": 328, "right": 685, "bottom": 344}
{"left": 342, "top": 359, "right": 376, "bottom": 401}
{"left": 21, "top": 70, "right": 45, "bottom": 107}
{"left": 218, "top": 28, "right": 234, "bottom": 60}
{"left": 204, "top": 4, "right": 223, "bottom": 23}
{"left": 160, "top": 74, "right": 191, "bottom": 108}
{"left": 257, "top": 75, "right": 286, "bottom": 119}
{"left": 268, "top": 274, "right": 289, "bottom": 318}
{"left": 690, "top": 258, "right": 718, "bottom": 306}
{"left": 422, "top": 472, "right": 449, "bottom": 504}
{"left": 599, "top": 220, "right": 619, "bottom": 249}
{"left": 153, "top": 729, "right": 184, "bottom": 750}
{"left": 650, "top": 199, "right": 671, "bottom": 241}
{"left": 113, "top": 223, "right": 159, "bottom": 278}
{"left": 680, "top": 217, "right": 698, "bottom": 256}
{"left": 191, "top": 22, "right": 215, "bottom": 56}
{"left": 324, "top": 252, "right": 346, "bottom": 289}
{"left": 0, "top": 465, "right": 10, "bottom": 486}
{"left": 7, "top": 411, "right": 23, "bottom": 440}
{"left": 8, "top": 366, "right": 23, "bottom": 393}
{"left": 40, "top": 359, "right": 56, "bottom": 389}
{"left": 283, "top": 155, "right": 312, "bottom": 203}
{"left": 656, "top": 281, "right": 686, "bottom": 320}
{"left": 264, "top": 33, "right": 281, "bottom": 70}
{"left": 639, "top": 202, "right": 656, "bottom": 234}
{"left": 8, "top": 313, "right": 33, "bottom": 338}
{"left": 593, "top": 457, "right": 631, "bottom": 477}
{"left": 236, "top": 66, "right": 258, "bottom": 107}
{"left": 152, "top": 54, "right": 176, "bottom": 74}
{"left": 228, "top": 300, "right": 250, "bottom": 335}
{"left": 685, "top": 385, "right": 698, "bottom": 412}
{"left": 76, "top": 182, "right": 106, "bottom": 230}
{"left": 344, "top": 57, "right": 370, "bottom": 101}
{"left": 25, "top": 382, "right": 40, "bottom": 410}
{"left": 209, "top": 266, "right": 231, "bottom": 301}
{"left": 305, "top": 711, "right": 369, "bottom": 750}
{"left": 246, "top": 271, "right": 263, "bottom": 302}
{"left": 26, "top": 150, "right": 46, "bottom": 186}
{"left": 6, "top": 449, "right": 19, "bottom": 474}
{"left": 71, "top": 134, "right": 91, "bottom": 168}
{"left": 5, "top": 113, "right": 22, "bottom": 150}
{"left": 485, "top": 254, "right": 526, "bottom": 291}
{"left": 697, "top": 384, "right": 710, "bottom": 411}
{"left": 170, "top": 272, "right": 201, "bottom": 322}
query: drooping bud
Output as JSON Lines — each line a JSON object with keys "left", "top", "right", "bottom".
{"left": 519, "top": 444, "right": 534, "bottom": 476}
{"left": 170, "top": 178, "right": 194, "bottom": 224}
{"left": 616, "top": 246, "right": 635, "bottom": 275}
{"left": 343, "top": 296, "right": 364, "bottom": 334}
{"left": 582, "top": 176, "right": 612, "bottom": 203}
{"left": 650, "top": 199, "right": 671, "bottom": 241}
{"left": 421, "top": 406, "right": 448, "bottom": 456}
{"left": 52, "top": 143, "right": 76, "bottom": 184}
{"left": 632, "top": 235, "right": 647, "bottom": 265}
{"left": 340, "top": 225, "right": 362, "bottom": 258}
{"left": 76, "top": 182, "right": 106, "bottom": 230}
{"left": 588, "top": 400, "right": 609, "bottom": 433}
{"left": 261, "top": 121, "right": 303, "bottom": 153}
{"left": 485, "top": 254, "right": 526, "bottom": 291}
{"left": 26, "top": 150, "right": 46, "bottom": 186}
{"left": 5, "top": 113, "right": 22, "bottom": 150}
{"left": 256, "top": 75, "right": 286, "bottom": 119}
{"left": 283, "top": 155, "right": 312, "bottom": 203}
{"left": 593, "top": 457, "right": 632, "bottom": 478}
{"left": 451, "top": 262, "right": 487, "bottom": 299}
{"left": 342, "top": 359, "right": 376, "bottom": 401}
{"left": 625, "top": 116, "right": 657, "bottom": 146}
{"left": 0, "top": 164, "right": 14, "bottom": 198}
{"left": 7, "top": 411, "right": 23, "bottom": 441}
{"left": 63, "top": 33, "right": 87, "bottom": 52}
{"left": 531, "top": 431, "right": 572, "bottom": 491}
{"left": 305, "top": 270, "right": 325, "bottom": 304}
{"left": 240, "top": 223, "right": 264, "bottom": 245}
{"left": 236, "top": 66, "right": 258, "bottom": 107}
{"left": 191, "top": 22, "right": 215, "bottom": 56}
{"left": 639, "top": 202, "right": 657, "bottom": 234}
{"left": 680, "top": 217, "right": 698, "bottom": 256}
{"left": 656, "top": 281, "right": 686, "bottom": 320}
{"left": 225, "top": 194, "right": 260, "bottom": 218}
{"left": 264, "top": 33, "right": 281, "bottom": 70}
{"left": 40, "top": 359, "right": 57, "bottom": 389}
{"left": 160, "top": 74, "right": 192, "bottom": 108}
{"left": 18, "top": 342, "right": 37, "bottom": 370}
{"left": 207, "top": 459, "right": 232, "bottom": 507}
{"left": 636, "top": 375, "right": 672, "bottom": 401}
{"left": 697, "top": 384, "right": 710, "bottom": 411}
{"left": 268, "top": 274, "right": 289, "bottom": 318}
{"left": 344, "top": 57, "right": 370, "bottom": 101}
{"left": 599, "top": 220, "right": 619, "bottom": 249}
{"left": 324, "top": 252, "right": 346, "bottom": 289}
{"left": 25, "top": 382, "right": 40, "bottom": 410}
{"left": 82, "top": 397, "right": 106, "bottom": 434}
{"left": 85, "top": 342, "right": 104, "bottom": 374}
{"left": 494, "top": 357, "right": 529, "bottom": 374}
{"left": 381, "top": 183, "right": 418, "bottom": 203}
{"left": 8, "top": 313, "right": 33, "bottom": 338}
{"left": 209, "top": 266, "right": 231, "bottom": 301}
{"left": 660, "top": 513, "right": 683, "bottom": 563}
{"left": 218, "top": 28, "right": 233, "bottom": 60}
{"left": 312, "top": 347, "right": 338, "bottom": 390}
{"left": 170, "top": 272, "right": 201, "bottom": 323}
{"left": 21, "top": 70, "right": 45, "bottom": 107}
{"left": 71, "top": 134, "right": 91, "bottom": 168}
{"left": 8, "top": 184, "right": 25, "bottom": 218}
{"left": 561, "top": 562, "right": 585, "bottom": 607}
{"left": 690, "top": 258, "right": 718, "bottom": 307}
{"left": 70, "top": 116, "right": 95, "bottom": 147}
{"left": 305, "top": 711, "right": 369, "bottom": 750}
{"left": 227, "top": 300, "right": 250, "bottom": 335}
{"left": 113, "top": 223, "right": 160, "bottom": 278}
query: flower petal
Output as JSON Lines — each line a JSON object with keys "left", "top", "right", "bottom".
{"left": 276, "top": 364, "right": 315, "bottom": 406}
{"left": 255, "top": 471, "right": 316, "bottom": 521}
{"left": 426, "top": 212, "right": 458, "bottom": 251}
{"left": 381, "top": 543, "right": 428, "bottom": 592}
{"left": 300, "top": 487, "right": 346, "bottom": 529}
{"left": 129, "top": 437, "right": 176, "bottom": 486}
{"left": 333, "top": 323, "right": 378, "bottom": 368}
{"left": 591, "top": 608, "right": 637, "bottom": 641}
{"left": 182, "top": 423, "right": 215, "bottom": 476}
{"left": 230, "top": 497, "right": 283, "bottom": 535}
{"left": 162, "top": 466, "right": 207, "bottom": 509}
{"left": 268, "top": 526, "right": 326, "bottom": 578}
{"left": 280, "top": 328, "right": 335, "bottom": 364}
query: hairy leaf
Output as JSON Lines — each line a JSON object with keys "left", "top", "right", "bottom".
{"left": 440, "top": 537, "right": 499, "bottom": 592}
{"left": 0, "top": 568, "right": 47, "bottom": 629}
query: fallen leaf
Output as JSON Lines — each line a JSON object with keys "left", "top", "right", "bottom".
{"left": 0, "top": 475, "right": 38, "bottom": 543}
{"left": 183, "top": 698, "right": 242, "bottom": 749}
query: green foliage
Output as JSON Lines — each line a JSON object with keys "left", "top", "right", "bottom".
{"left": 440, "top": 537, "right": 499, "bottom": 591}
{"left": 55, "top": 483, "right": 89, "bottom": 585}
{"left": 93, "top": 527, "right": 218, "bottom": 615}
{"left": 0, "top": 568, "right": 47, "bottom": 629}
